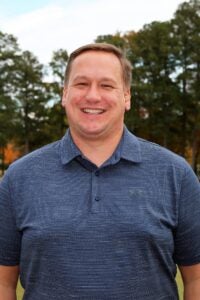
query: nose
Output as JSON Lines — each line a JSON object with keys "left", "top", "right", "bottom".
{"left": 85, "top": 84, "right": 101, "bottom": 102}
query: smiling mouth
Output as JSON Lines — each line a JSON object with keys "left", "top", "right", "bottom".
{"left": 82, "top": 108, "right": 105, "bottom": 115}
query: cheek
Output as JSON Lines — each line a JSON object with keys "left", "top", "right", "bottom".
{"left": 105, "top": 93, "right": 123, "bottom": 106}
{"left": 65, "top": 94, "right": 80, "bottom": 108}
{"left": 114, "top": 95, "right": 128, "bottom": 110}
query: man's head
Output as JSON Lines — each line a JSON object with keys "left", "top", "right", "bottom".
{"left": 64, "top": 43, "right": 132, "bottom": 90}
{"left": 62, "top": 43, "right": 132, "bottom": 143}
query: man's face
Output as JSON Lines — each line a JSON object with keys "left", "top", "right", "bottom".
{"left": 62, "top": 50, "right": 131, "bottom": 141}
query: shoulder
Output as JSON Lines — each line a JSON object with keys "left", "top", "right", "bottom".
{"left": 122, "top": 128, "right": 197, "bottom": 192}
{"left": 5, "top": 140, "right": 62, "bottom": 180}
{"left": 124, "top": 129, "right": 195, "bottom": 185}
{"left": 137, "top": 136, "right": 189, "bottom": 171}
{"left": 133, "top": 135, "right": 200, "bottom": 200}
{"left": 123, "top": 128, "right": 193, "bottom": 176}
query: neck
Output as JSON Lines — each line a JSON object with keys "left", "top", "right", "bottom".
{"left": 70, "top": 128, "right": 124, "bottom": 167}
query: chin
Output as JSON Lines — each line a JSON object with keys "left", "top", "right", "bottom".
{"left": 80, "top": 127, "right": 105, "bottom": 137}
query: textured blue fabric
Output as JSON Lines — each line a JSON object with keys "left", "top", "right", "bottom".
{"left": 0, "top": 127, "right": 200, "bottom": 299}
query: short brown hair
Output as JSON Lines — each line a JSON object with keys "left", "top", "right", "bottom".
{"left": 64, "top": 43, "right": 132, "bottom": 89}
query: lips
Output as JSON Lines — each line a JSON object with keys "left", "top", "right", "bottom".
{"left": 82, "top": 108, "right": 105, "bottom": 114}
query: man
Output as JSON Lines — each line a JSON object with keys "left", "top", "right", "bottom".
{"left": 0, "top": 43, "right": 200, "bottom": 299}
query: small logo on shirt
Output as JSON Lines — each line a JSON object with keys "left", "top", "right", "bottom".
{"left": 129, "top": 188, "right": 145, "bottom": 198}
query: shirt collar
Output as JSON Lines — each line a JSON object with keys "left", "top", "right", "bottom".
{"left": 60, "top": 129, "right": 81, "bottom": 165}
{"left": 60, "top": 127, "right": 142, "bottom": 165}
{"left": 120, "top": 126, "right": 142, "bottom": 163}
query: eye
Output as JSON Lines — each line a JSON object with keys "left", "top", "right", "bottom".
{"left": 101, "top": 84, "right": 114, "bottom": 89}
{"left": 78, "top": 82, "right": 87, "bottom": 86}
{"left": 75, "top": 82, "right": 88, "bottom": 88}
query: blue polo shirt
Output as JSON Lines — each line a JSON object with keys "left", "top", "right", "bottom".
{"left": 0, "top": 127, "right": 200, "bottom": 299}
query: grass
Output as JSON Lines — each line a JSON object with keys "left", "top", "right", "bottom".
{"left": 16, "top": 270, "right": 184, "bottom": 300}
{"left": 17, "top": 281, "right": 24, "bottom": 300}
{"left": 176, "top": 269, "right": 184, "bottom": 299}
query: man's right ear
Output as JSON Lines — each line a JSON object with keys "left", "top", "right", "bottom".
{"left": 62, "top": 87, "right": 67, "bottom": 107}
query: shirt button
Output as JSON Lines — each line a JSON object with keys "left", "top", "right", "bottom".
{"left": 95, "top": 170, "right": 100, "bottom": 176}
{"left": 95, "top": 196, "right": 100, "bottom": 201}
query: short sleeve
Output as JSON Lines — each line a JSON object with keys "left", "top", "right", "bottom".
{"left": 174, "top": 164, "right": 200, "bottom": 266}
{"left": 0, "top": 171, "right": 21, "bottom": 266}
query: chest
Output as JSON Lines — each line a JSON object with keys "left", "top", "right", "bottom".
{"left": 14, "top": 163, "right": 177, "bottom": 251}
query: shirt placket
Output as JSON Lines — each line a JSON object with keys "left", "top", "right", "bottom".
{"left": 91, "top": 169, "right": 101, "bottom": 213}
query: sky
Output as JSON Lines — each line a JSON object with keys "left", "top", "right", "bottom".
{"left": 0, "top": 0, "right": 188, "bottom": 65}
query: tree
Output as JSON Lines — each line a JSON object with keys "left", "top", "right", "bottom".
{"left": 0, "top": 31, "right": 20, "bottom": 173}
{"left": 96, "top": 32, "right": 128, "bottom": 49}
{"left": 12, "top": 51, "right": 50, "bottom": 153}
{"left": 47, "top": 49, "right": 69, "bottom": 140}
{"left": 129, "top": 21, "right": 181, "bottom": 149}
{"left": 171, "top": 0, "right": 200, "bottom": 168}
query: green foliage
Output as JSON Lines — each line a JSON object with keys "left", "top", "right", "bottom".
{"left": 96, "top": 32, "right": 129, "bottom": 50}
{"left": 50, "top": 49, "right": 68, "bottom": 83}
{"left": 171, "top": 0, "right": 200, "bottom": 168}
{"left": 11, "top": 51, "right": 50, "bottom": 153}
{"left": 0, "top": 31, "right": 21, "bottom": 172}
{"left": 0, "top": 31, "right": 19, "bottom": 147}
{"left": 170, "top": 0, "right": 200, "bottom": 158}
{"left": 47, "top": 49, "right": 69, "bottom": 140}
{"left": 127, "top": 21, "right": 180, "bottom": 147}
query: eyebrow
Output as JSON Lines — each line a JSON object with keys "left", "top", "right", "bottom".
{"left": 72, "top": 76, "right": 117, "bottom": 84}
{"left": 73, "top": 76, "right": 88, "bottom": 81}
{"left": 100, "top": 77, "right": 117, "bottom": 83}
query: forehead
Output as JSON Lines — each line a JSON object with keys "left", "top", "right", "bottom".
{"left": 71, "top": 50, "right": 122, "bottom": 71}
{"left": 68, "top": 50, "right": 123, "bottom": 83}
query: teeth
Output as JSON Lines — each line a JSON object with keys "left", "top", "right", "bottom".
{"left": 83, "top": 108, "right": 104, "bottom": 114}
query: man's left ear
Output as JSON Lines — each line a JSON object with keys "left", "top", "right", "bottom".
{"left": 124, "top": 90, "right": 131, "bottom": 111}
